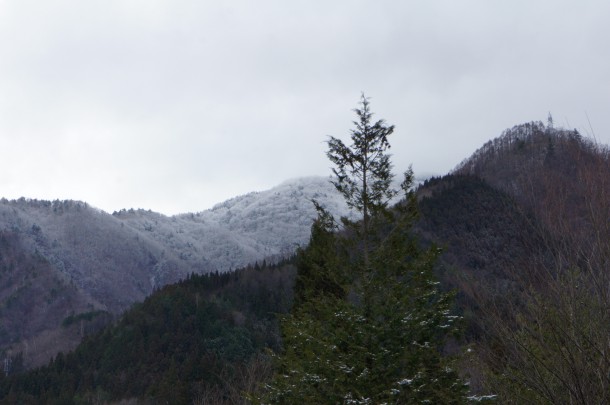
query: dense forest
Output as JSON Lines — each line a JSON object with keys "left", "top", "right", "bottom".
{"left": 0, "top": 113, "right": 608, "bottom": 403}
{"left": 0, "top": 263, "right": 295, "bottom": 404}
{"left": 0, "top": 176, "right": 350, "bottom": 370}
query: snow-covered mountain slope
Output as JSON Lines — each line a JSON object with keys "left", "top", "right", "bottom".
{"left": 0, "top": 176, "right": 350, "bottom": 312}
{"left": 0, "top": 176, "right": 351, "bottom": 367}
{"left": 115, "top": 176, "right": 353, "bottom": 274}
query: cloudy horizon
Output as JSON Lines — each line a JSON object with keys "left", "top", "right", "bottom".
{"left": 1, "top": 1, "right": 608, "bottom": 215}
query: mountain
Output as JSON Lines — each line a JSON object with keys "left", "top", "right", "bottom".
{"left": 453, "top": 121, "right": 608, "bottom": 225}
{"left": 444, "top": 122, "right": 609, "bottom": 398}
{"left": 419, "top": 122, "right": 608, "bottom": 310}
{"left": 1, "top": 121, "right": 607, "bottom": 404}
{"left": 113, "top": 176, "right": 354, "bottom": 277}
{"left": 453, "top": 121, "right": 609, "bottom": 280}
{"left": 0, "top": 176, "right": 351, "bottom": 368}
{"left": 0, "top": 262, "right": 296, "bottom": 404}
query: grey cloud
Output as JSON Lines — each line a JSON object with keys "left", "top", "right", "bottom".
{"left": 0, "top": 0, "right": 608, "bottom": 214}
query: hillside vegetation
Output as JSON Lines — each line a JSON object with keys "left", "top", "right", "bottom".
{"left": 0, "top": 177, "right": 350, "bottom": 368}
{"left": 0, "top": 120, "right": 608, "bottom": 403}
{"left": 453, "top": 122, "right": 610, "bottom": 402}
{"left": 0, "top": 263, "right": 295, "bottom": 404}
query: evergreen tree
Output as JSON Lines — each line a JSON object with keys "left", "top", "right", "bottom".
{"left": 257, "top": 95, "right": 467, "bottom": 404}
{"left": 292, "top": 202, "right": 346, "bottom": 310}
{"left": 327, "top": 94, "right": 397, "bottom": 245}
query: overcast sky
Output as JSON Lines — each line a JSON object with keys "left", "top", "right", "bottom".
{"left": 1, "top": 1, "right": 608, "bottom": 215}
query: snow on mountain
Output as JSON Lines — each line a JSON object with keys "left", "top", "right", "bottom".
{"left": 0, "top": 176, "right": 352, "bottom": 367}
{"left": 0, "top": 176, "right": 350, "bottom": 312}
{"left": 116, "top": 176, "right": 353, "bottom": 274}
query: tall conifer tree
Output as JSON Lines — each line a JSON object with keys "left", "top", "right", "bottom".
{"left": 257, "top": 95, "right": 467, "bottom": 404}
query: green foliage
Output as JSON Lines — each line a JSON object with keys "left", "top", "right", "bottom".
{"left": 416, "top": 174, "right": 544, "bottom": 325}
{"left": 292, "top": 203, "right": 346, "bottom": 309}
{"left": 264, "top": 230, "right": 466, "bottom": 403}
{"left": 0, "top": 264, "right": 295, "bottom": 404}
{"left": 61, "top": 310, "right": 108, "bottom": 328}
{"left": 258, "top": 96, "right": 468, "bottom": 403}
{"left": 327, "top": 93, "right": 398, "bottom": 218}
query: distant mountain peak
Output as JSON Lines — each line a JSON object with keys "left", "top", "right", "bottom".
{"left": 454, "top": 121, "right": 609, "bottom": 176}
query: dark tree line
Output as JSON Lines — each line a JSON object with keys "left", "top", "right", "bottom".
{"left": 0, "top": 264, "right": 295, "bottom": 404}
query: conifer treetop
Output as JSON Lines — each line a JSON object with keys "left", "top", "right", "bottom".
{"left": 327, "top": 93, "right": 398, "bottom": 218}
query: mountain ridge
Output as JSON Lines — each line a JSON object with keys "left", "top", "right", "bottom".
{"left": 0, "top": 121, "right": 608, "bottom": 403}
{"left": 0, "top": 176, "right": 352, "bottom": 368}
{"left": 1, "top": 123, "right": 607, "bottom": 376}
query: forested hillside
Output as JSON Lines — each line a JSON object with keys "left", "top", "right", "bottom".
{"left": 0, "top": 262, "right": 295, "bottom": 404}
{"left": 0, "top": 120, "right": 607, "bottom": 404}
{"left": 0, "top": 177, "right": 350, "bottom": 369}
{"left": 416, "top": 175, "right": 546, "bottom": 335}
{"left": 453, "top": 122, "right": 610, "bottom": 402}
{"left": 0, "top": 230, "right": 111, "bottom": 371}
